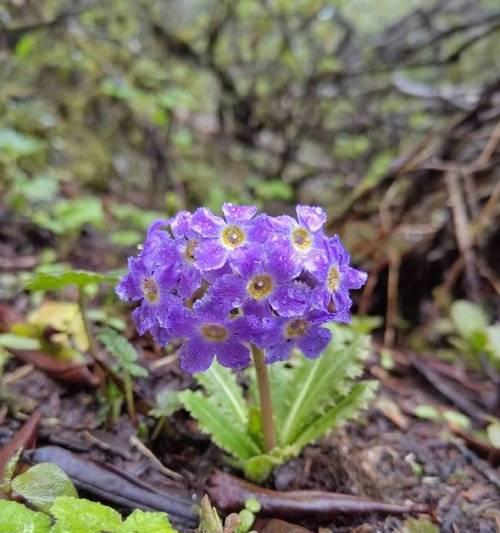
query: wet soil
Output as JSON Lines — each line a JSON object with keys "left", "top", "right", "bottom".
{"left": 1, "top": 352, "right": 499, "bottom": 533}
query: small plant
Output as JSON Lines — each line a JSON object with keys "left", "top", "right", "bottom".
{"left": 181, "top": 322, "right": 375, "bottom": 481}
{"left": 448, "top": 300, "right": 500, "bottom": 370}
{"left": 0, "top": 461, "right": 178, "bottom": 532}
{"left": 25, "top": 269, "right": 119, "bottom": 361}
{"left": 117, "top": 204, "right": 374, "bottom": 481}
{"left": 198, "top": 495, "right": 260, "bottom": 533}
{"left": 98, "top": 327, "right": 148, "bottom": 423}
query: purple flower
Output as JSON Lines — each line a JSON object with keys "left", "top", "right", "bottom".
{"left": 115, "top": 243, "right": 180, "bottom": 342}
{"left": 169, "top": 298, "right": 251, "bottom": 373}
{"left": 260, "top": 310, "right": 333, "bottom": 363}
{"left": 169, "top": 211, "right": 203, "bottom": 300}
{"left": 209, "top": 244, "right": 309, "bottom": 318}
{"left": 256, "top": 206, "right": 327, "bottom": 273}
{"left": 191, "top": 203, "right": 258, "bottom": 271}
{"left": 117, "top": 203, "right": 367, "bottom": 372}
{"left": 313, "top": 235, "right": 367, "bottom": 322}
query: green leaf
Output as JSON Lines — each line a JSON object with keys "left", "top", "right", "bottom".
{"left": 450, "top": 300, "right": 488, "bottom": 340}
{"left": 179, "top": 390, "right": 261, "bottom": 461}
{"left": 198, "top": 495, "right": 223, "bottom": 533}
{"left": 0, "top": 333, "right": 40, "bottom": 351}
{"left": 50, "top": 496, "right": 122, "bottom": 533}
{"left": 26, "top": 270, "right": 118, "bottom": 292}
{"left": 486, "top": 422, "right": 500, "bottom": 449}
{"left": 243, "top": 446, "right": 297, "bottom": 483}
{"left": 487, "top": 325, "right": 500, "bottom": 361}
{"left": 0, "top": 128, "right": 45, "bottom": 158}
{"left": 195, "top": 361, "right": 248, "bottom": 427}
{"left": 32, "top": 197, "right": 104, "bottom": 235}
{"left": 414, "top": 405, "right": 440, "bottom": 421}
{"left": 279, "top": 324, "right": 371, "bottom": 446}
{"left": 0, "top": 500, "right": 51, "bottom": 533}
{"left": 150, "top": 389, "right": 182, "bottom": 418}
{"left": 119, "top": 510, "right": 178, "bottom": 532}
{"left": 403, "top": 517, "right": 439, "bottom": 533}
{"left": 11, "top": 463, "right": 78, "bottom": 512}
{"left": 292, "top": 381, "right": 377, "bottom": 449}
{"left": 15, "top": 34, "right": 37, "bottom": 58}
{"left": 243, "top": 454, "right": 277, "bottom": 484}
{"left": 98, "top": 328, "right": 147, "bottom": 378}
{"left": 442, "top": 410, "right": 470, "bottom": 430}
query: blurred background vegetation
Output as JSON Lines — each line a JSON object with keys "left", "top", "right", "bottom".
{"left": 1, "top": 0, "right": 499, "bottom": 344}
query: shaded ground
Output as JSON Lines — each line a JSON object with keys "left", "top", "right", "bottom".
{"left": 1, "top": 335, "right": 499, "bottom": 532}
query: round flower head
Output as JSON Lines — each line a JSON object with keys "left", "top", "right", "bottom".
{"left": 191, "top": 203, "right": 258, "bottom": 271}
{"left": 209, "top": 244, "right": 309, "bottom": 318}
{"left": 169, "top": 297, "right": 251, "bottom": 373}
{"left": 116, "top": 204, "right": 367, "bottom": 371}
{"left": 115, "top": 239, "right": 180, "bottom": 344}
{"left": 169, "top": 211, "right": 203, "bottom": 300}
{"left": 259, "top": 309, "right": 332, "bottom": 364}
{"left": 314, "top": 235, "right": 368, "bottom": 323}
{"left": 253, "top": 205, "right": 327, "bottom": 274}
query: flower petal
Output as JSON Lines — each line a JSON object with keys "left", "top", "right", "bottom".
{"left": 342, "top": 265, "right": 368, "bottom": 289}
{"left": 170, "top": 211, "right": 192, "bottom": 239}
{"left": 266, "top": 247, "right": 301, "bottom": 282}
{"left": 222, "top": 203, "right": 257, "bottom": 224}
{"left": 265, "top": 341, "right": 292, "bottom": 364}
{"left": 229, "top": 244, "right": 264, "bottom": 279}
{"left": 326, "top": 235, "right": 350, "bottom": 265}
{"left": 132, "top": 302, "right": 157, "bottom": 335}
{"left": 191, "top": 207, "right": 225, "bottom": 238}
{"left": 331, "top": 289, "right": 353, "bottom": 323}
{"left": 269, "top": 282, "right": 310, "bottom": 317}
{"left": 210, "top": 274, "right": 247, "bottom": 309}
{"left": 297, "top": 325, "right": 331, "bottom": 359}
{"left": 216, "top": 341, "right": 251, "bottom": 370}
{"left": 296, "top": 205, "right": 327, "bottom": 232}
{"left": 168, "top": 306, "right": 195, "bottom": 336}
{"left": 151, "top": 324, "right": 170, "bottom": 346}
{"left": 146, "top": 218, "right": 171, "bottom": 240}
{"left": 177, "top": 266, "right": 202, "bottom": 299}
{"left": 115, "top": 269, "right": 142, "bottom": 302}
{"left": 195, "top": 239, "right": 229, "bottom": 271}
{"left": 179, "top": 336, "right": 214, "bottom": 373}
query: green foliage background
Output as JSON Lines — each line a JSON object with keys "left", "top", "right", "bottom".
{"left": 1, "top": 1, "right": 499, "bottom": 314}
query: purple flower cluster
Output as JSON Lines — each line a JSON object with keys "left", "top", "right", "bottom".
{"left": 116, "top": 204, "right": 367, "bottom": 373}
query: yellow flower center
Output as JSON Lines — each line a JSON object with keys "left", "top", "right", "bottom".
{"left": 221, "top": 225, "right": 246, "bottom": 249}
{"left": 291, "top": 227, "right": 312, "bottom": 251}
{"left": 201, "top": 323, "right": 228, "bottom": 342}
{"left": 184, "top": 239, "right": 197, "bottom": 262}
{"left": 327, "top": 266, "right": 341, "bottom": 292}
{"left": 142, "top": 277, "right": 159, "bottom": 303}
{"left": 247, "top": 274, "right": 274, "bottom": 300}
{"left": 285, "top": 318, "right": 309, "bottom": 338}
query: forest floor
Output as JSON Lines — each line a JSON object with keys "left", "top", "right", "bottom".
{"left": 1, "top": 216, "right": 499, "bottom": 533}
{"left": 1, "top": 335, "right": 499, "bottom": 532}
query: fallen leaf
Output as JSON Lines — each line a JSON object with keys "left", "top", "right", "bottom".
{"left": 27, "top": 300, "right": 88, "bottom": 352}
{"left": 10, "top": 350, "right": 100, "bottom": 388}
{"left": 0, "top": 411, "right": 41, "bottom": 481}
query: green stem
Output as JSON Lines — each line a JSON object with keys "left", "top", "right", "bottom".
{"left": 78, "top": 289, "right": 138, "bottom": 425}
{"left": 124, "top": 373, "right": 137, "bottom": 425}
{"left": 78, "top": 289, "right": 100, "bottom": 362}
{"left": 251, "top": 344, "right": 276, "bottom": 452}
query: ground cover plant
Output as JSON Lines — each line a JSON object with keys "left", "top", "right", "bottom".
{"left": 115, "top": 204, "right": 374, "bottom": 482}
